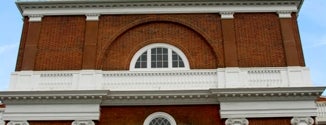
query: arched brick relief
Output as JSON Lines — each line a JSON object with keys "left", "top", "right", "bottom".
{"left": 100, "top": 21, "right": 218, "bottom": 70}
{"left": 97, "top": 14, "right": 224, "bottom": 70}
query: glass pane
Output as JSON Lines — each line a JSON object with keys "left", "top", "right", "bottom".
{"left": 135, "top": 62, "right": 140, "bottom": 68}
{"left": 157, "top": 55, "right": 162, "bottom": 61}
{"left": 163, "top": 61, "right": 168, "bottom": 67}
{"left": 149, "top": 117, "right": 171, "bottom": 125}
{"left": 179, "top": 61, "right": 184, "bottom": 67}
{"left": 151, "top": 55, "right": 156, "bottom": 61}
{"left": 157, "top": 62, "right": 162, "bottom": 67}
{"left": 141, "top": 54, "right": 147, "bottom": 61}
{"left": 151, "top": 62, "right": 156, "bottom": 68}
{"left": 172, "top": 61, "right": 178, "bottom": 68}
{"left": 157, "top": 48, "right": 162, "bottom": 53}
{"left": 151, "top": 48, "right": 157, "bottom": 54}
{"left": 163, "top": 48, "right": 168, "bottom": 54}
{"left": 135, "top": 51, "right": 147, "bottom": 68}
{"left": 163, "top": 55, "right": 168, "bottom": 61}
{"left": 172, "top": 54, "right": 177, "bottom": 60}
{"left": 141, "top": 62, "right": 147, "bottom": 68}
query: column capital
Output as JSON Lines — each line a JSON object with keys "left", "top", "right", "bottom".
{"left": 277, "top": 11, "right": 292, "bottom": 18}
{"left": 7, "top": 121, "right": 29, "bottom": 125}
{"left": 72, "top": 120, "right": 95, "bottom": 125}
{"left": 225, "top": 118, "right": 249, "bottom": 125}
{"left": 86, "top": 13, "right": 100, "bottom": 21}
{"left": 220, "top": 11, "right": 235, "bottom": 19}
{"left": 291, "top": 117, "right": 314, "bottom": 125}
{"left": 28, "top": 14, "right": 43, "bottom": 22}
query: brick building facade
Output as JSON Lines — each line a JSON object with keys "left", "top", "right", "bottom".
{"left": 0, "top": 0, "right": 324, "bottom": 125}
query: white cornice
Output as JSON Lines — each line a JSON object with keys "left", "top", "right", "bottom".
{"left": 1, "top": 87, "right": 323, "bottom": 105}
{"left": 16, "top": 0, "right": 301, "bottom": 17}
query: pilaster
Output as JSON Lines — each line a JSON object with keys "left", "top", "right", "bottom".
{"left": 220, "top": 12, "right": 238, "bottom": 67}
{"left": 21, "top": 16, "right": 42, "bottom": 70}
{"left": 278, "top": 11, "right": 300, "bottom": 66}
{"left": 82, "top": 14, "right": 99, "bottom": 69}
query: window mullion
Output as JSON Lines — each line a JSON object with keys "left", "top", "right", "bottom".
{"left": 168, "top": 48, "right": 172, "bottom": 69}
{"left": 147, "top": 49, "right": 151, "bottom": 69}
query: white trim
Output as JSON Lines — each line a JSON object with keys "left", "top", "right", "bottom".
{"left": 225, "top": 118, "right": 249, "bottom": 125}
{"left": 17, "top": 1, "right": 301, "bottom": 16}
{"left": 72, "top": 120, "right": 95, "bottom": 125}
{"left": 291, "top": 117, "right": 314, "bottom": 125}
{"left": 278, "top": 11, "right": 292, "bottom": 18}
{"left": 129, "top": 43, "right": 190, "bottom": 71}
{"left": 3, "top": 104, "right": 100, "bottom": 121}
{"left": 143, "top": 112, "right": 176, "bottom": 125}
{"left": 220, "top": 12, "right": 234, "bottom": 19}
{"left": 86, "top": 13, "right": 100, "bottom": 21}
{"left": 28, "top": 14, "right": 42, "bottom": 22}
{"left": 220, "top": 101, "right": 318, "bottom": 118}
{"left": 7, "top": 67, "right": 314, "bottom": 91}
{"left": 7, "top": 121, "right": 29, "bottom": 125}
{"left": 21, "top": 6, "right": 298, "bottom": 17}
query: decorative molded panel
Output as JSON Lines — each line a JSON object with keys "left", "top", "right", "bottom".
{"left": 225, "top": 118, "right": 249, "bottom": 125}
{"left": 9, "top": 67, "right": 313, "bottom": 91}
{"left": 7, "top": 121, "right": 29, "bottom": 125}
{"left": 291, "top": 117, "right": 314, "bottom": 125}
{"left": 72, "top": 120, "right": 95, "bottom": 125}
{"left": 316, "top": 102, "right": 326, "bottom": 124}
{"left": 0, "top": 107, "right": 4, "bottom": 125}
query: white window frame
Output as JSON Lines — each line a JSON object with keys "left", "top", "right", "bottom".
{"left": 143, "top": 112, "right": 177, "bottom": 125}
{"left": 130, "top": 43, "right": 190, "bottom": 71}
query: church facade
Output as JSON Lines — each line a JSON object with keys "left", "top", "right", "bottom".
{"left": 0, "top": 0, "right": 325, "bottom": 125}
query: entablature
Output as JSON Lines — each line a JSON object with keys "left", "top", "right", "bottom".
{"left": 16, "top": 0, "right": 302, "bottom": 21}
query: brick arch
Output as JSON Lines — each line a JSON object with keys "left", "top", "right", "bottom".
{"left": 100, "top": 21, "right": 218, "bottom": 70}
{"left": 97, "top": 16, "right": 219, "bottom": 69}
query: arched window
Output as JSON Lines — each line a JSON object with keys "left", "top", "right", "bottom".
{"left": 130, "top": 43, "right": 189, "bottom": 71}
{"left": 143, "top": 112, "right": 177, "bottom": 125}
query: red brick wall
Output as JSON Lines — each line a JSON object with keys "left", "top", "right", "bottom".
{"left": 15, "top": 17, "right": 29, "bottom": 71}
{"left": 15, "top": 13, "right": 304, "bottom": 71}
{"left": 35, "top": 16, "right": 85, "bottom": 70}
{"left": 99, "top": 105, "right": 222, "bottom": 125}
{"left": 234, "top": 13, "right": 286, "bottom": 67}
{"left": 98, "top": 14, "right": 221, "bottom": 69}
{"left": 248, "top": 118, "right": 292, "bottom": 125}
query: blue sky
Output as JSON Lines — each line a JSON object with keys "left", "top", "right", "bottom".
{"left": 0, "top": 0, "right": 325, "bottom": 90}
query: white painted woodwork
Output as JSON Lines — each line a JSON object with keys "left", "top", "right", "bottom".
{"left": 4, "top": 104, "right": 100, "bottom": 121}
{"left": 8, "top": 67, "right": 313, "bottom": 91}
{"left": 316, "top": 102, "right": 326, "bottom": 124}
{"left": 220, "top": 101, "right": 317, "bottom": 118}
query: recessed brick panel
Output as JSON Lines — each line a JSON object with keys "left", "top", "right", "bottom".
{"left": 248, "top": 118, "right": 292, "bottom": 125}
{"left": 35, "top": 16, "right": 85, "bottom": 70}
{"left": 99, "top": 105, "right": 222, "bottom": 125}
{"left": 234, "top": 13, "right": 286, "bottom": 67}
{"left": 98, "top": 14, "right": 223, "bottom": 70}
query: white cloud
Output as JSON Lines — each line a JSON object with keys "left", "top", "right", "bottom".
{"left": 0, "top": 43, "right": 19, "bottom": 55}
